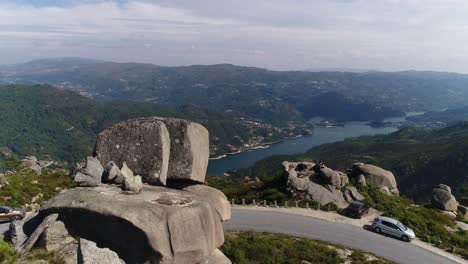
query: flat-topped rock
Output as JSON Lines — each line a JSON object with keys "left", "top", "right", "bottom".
{"left": 95, "top": 118, "right": 170, "bottom": 185}
{"left": 36, "top": 184, "right": 228, "bottom": 264}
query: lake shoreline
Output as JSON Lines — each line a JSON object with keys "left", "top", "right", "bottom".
{"left": 209, "top": 134, "right": 305, "bottom": 160}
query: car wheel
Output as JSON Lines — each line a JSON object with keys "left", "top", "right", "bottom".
{"left": 401, "top": 235, "right": 410, "bottom": 242}
{"left": 11, "top": 216, "right": 20, "bottom": 221}
{"left": 373, "top": 227, "right": 381, "bottom": 233}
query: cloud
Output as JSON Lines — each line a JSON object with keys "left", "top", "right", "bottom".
{"left": 1, "top": 0, "right": 468, "bottom": 72}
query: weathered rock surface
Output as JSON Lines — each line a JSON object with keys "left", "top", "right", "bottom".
{"left": 19, "top": 214, "right": 58, "bottom": 255}
{"left": 79, "top": 238, "right": 123, "bottom": 264}
{"left": 38, "top": 221, "right": 78, "bottom": 264}
{"left": 351, "top": 163, "right": 399, "bottom": 195}
{"left": 73, "top": 157, "right": 103, "bottom": 187}
{"left": 95, "top": 118, "right": 170, "bottom": 185}
{"left": 37, "top": 185, "right": 227, "bottom": 264}
{"left": 318, "top": 167, "right": 342, "bottom": 188}
{"left": 344, "top": 186, "right": 364, "bottom": 201}
{"left": 356, "top": 174, "right": 367, "bottom": 186}
{"left": 103, "top": 161, "right": 121, "bottom": 183}
{"left": 122, "top": 175, "right": 143, "bottom": 193}
{"left": 199, "top": 249, "right": 231, "bottom": 264}
{"left": 22, "top": 156, "right": 42, "bottom": 175}
{"left": 9, "top": 218, "right": 28, "bottom": 251}
{"left": 158, "top": 118, "right": 210, "bottom": 184}
{"left": 432, "top": 184, "right": 458, "bottom": 211}
{"left": 183, "top": 184, "right": 231, "bottom": 221}
{"left": 283, "top": 161, "right": 359, "bottom": 208}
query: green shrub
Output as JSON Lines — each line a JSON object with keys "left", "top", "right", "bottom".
{"left": 27, "top": 249, "right": 65, "bottom": 264}
{"left": 0, "top": 241, "right": 18, "bottom": 264}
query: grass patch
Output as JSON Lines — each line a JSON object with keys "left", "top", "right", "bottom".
{"left": 0, "top": 169, "right": 73, "bottom": 209}
{"left": 27, "top": 249, "right": 65, "bottom": 264}
{"left": 0, "top": 241, "right": 18, "bottom": 264}
{"left": 221, "top": 231, "right": 392, "bottom": 264}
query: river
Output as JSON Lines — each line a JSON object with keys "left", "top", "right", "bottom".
{"left": 207, "top": 121, "right": 399, "bottom": 176}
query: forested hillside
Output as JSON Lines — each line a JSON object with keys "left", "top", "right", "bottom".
{"left": 0, "top": 85, "right": 308, "bottom": 163}
{"left": 9, "top": 59, "right": 465, "bottom": 122}
{"left": 230, "top": 123, "right": 468, "bottom": 201}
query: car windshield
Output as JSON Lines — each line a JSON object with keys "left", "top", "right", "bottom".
{"left": 349, "top": 202, "right": 362, "bottom": 209}
{"left": 396, "top": 221, "right": 407, "bottom": 231}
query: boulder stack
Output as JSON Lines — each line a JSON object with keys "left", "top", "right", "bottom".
{"left": 432, "top": 184, "right": 458, "bottom": 212}
{"left": 12, "top": 117, "right": 231, "bottom": 264}
{"left": 283, "top": 161, "right": 361, "bottom": 208}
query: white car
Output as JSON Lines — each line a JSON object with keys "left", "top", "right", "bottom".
{"left": 371, "top": 216, "right": 416, "bottom": 242}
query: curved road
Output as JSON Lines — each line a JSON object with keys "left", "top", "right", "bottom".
{"left": 225, "top": 208, "right": 462, "bottom": 264}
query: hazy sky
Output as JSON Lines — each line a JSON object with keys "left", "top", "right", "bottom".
{"left": 1, "top": 0, "right": 468, "bottom": 71}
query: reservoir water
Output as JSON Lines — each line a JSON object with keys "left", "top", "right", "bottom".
{"left": 207, "top": 121, "right": 398, "bottom": 176}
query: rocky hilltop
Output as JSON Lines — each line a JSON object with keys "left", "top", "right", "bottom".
{"left": 283, "top": 161, "right": 399, "bottom": 208}
{"left": 7, "top": 117, "right": 231, "bottom": 264}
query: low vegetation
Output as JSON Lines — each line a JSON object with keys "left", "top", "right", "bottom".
{"left": 221, "top": 231, "right": 392, "bottom": 264}
{"left": 359, "top": 186, "right": 468, "bottom": 259}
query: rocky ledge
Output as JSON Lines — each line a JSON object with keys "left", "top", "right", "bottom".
{"left": 8, "top": 117, "right": 232, "bottom": 264}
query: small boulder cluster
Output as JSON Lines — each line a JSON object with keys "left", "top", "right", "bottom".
{"left": 9, "top": 117, "right": 231, "bottom": 264}
{"left": 283, "top": 161, "right": 399, "bottom": 208}
{"left": 73, "top": 157, "right": 143, "bottom": 194}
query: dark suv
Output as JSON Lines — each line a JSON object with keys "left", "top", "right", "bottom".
{"left": 0, "top": 206, "right": 25, "bottom": 222}
{"left": 344, "top": 201, "right": 369, "bottom": 219}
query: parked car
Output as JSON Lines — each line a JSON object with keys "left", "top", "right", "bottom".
{"left": 372, "top": 216, "right": 416, "bottom": 242}
{"left": 344, "top": 201, "right": 369, "bottom": 219}
{"left": 0, "top": 206, "right": 25, "bottom": 222}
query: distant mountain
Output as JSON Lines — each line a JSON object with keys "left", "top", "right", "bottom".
{"left": 0, "top": 85, "right": 310, "bottom": 163}
{"left": 1, "top": 58, "right": 441, "bottom": 122}
{"left": 408, "top": 106, "right": 468, "bottom": 124}
{"left": 230, "top": 123, "right": 468, "bottom": 201}
{"left": 304, "top": 68, "right": 377, "bottom": 73}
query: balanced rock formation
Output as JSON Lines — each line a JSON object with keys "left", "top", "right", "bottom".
{"left": 350, "top": 163, "right": 399, "bottom": 195}
{"left": 432, "top": 184, "right": 458, "bottom": 212}
{"left": 283, "top": 161, "right": 362, "bottom": 208}
{"left": 95, "top": 118, "right": 170, "bottom": 185}
{"left": 14, "top": 117, "right": 231, "bottom": 264}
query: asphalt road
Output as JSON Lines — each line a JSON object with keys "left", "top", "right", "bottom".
{"left": 225, "top": 208, "right": 462, "bottom": 264}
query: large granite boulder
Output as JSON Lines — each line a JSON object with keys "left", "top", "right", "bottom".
{"left": 351, "top": 163, "right": 399, "bottom": 195}
{"left": 72, "top": 157, "right": 104, "bottom": 187}
{"left": 95, "top": 118, "right": 170, "bottom": 185}
{"left": 432, "top": 184, "right": 458, "bottom": 211}
{"left": 32, "top": 184, "right": 227, "bottom": 264}
{"left": 158, "top": 118, "right": 210, "bottom": 184}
